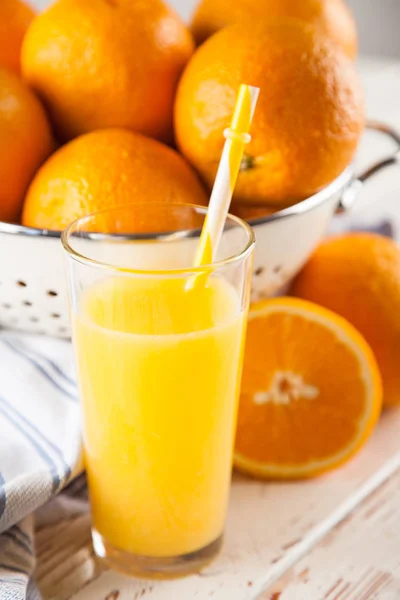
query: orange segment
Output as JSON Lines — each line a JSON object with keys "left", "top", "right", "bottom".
{"left": 235, "top": 297, "right": 382, "bottom": 479}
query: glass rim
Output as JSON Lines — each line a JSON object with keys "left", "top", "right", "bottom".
{"left": 61, "top": 203, "right": 256, "bottom": 275}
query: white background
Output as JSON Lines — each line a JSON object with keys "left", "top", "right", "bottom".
{"left": 30, "top": 0, "right": 400, "bottom": 58}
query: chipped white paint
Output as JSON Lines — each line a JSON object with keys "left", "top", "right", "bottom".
{"left": 35, "top": 409, "right": 400, "bottom": 600}
{"left": 261, "top": 467, "right": 400, "bottom": 599}
{"left": 253, "top": 371, "right": 319, "bottom": 406}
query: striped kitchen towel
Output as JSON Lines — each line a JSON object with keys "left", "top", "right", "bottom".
{"left": 0, "top": 332, "right": 82, "bottom": 600}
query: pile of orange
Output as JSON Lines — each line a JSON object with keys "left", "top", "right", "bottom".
{"left": 0, "top": 0, "right": 365, "bottom": 229}
{"left": 2, "top": 0, "right": 398, "bottom": 481}
{"left": 0, "top": 0, "right": 204, "bottom": 226}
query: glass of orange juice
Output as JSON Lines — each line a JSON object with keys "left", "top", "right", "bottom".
{"left": 62, "top": 203, "right": 255, "bottom": 579}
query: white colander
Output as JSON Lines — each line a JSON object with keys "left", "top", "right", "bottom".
{"left": 1, "top": 121, "right": 398, "bottom": 338}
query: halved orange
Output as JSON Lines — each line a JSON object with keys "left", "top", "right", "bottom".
{"left": 235, "top": 297, "right": 382, "bottom": 479}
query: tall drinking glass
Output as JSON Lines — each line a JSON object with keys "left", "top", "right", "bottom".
{"left": 62, "top": 203, "right": 255, "bottom": 579}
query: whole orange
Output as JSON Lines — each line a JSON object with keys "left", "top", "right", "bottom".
{"left": 21, "top": 0, "right": 194, "bottom": 142}
{"left": 291, "top": 234, "right": 400, "bottom": 407}
{"left": 175, "top": 21, "right": 364, "bottom": 206}
{"left": 0, "top": 0, "right": 35, "bottom": 74}
{"left": 0, "top": 68, "right": 53, "bottom": 223}
{"left": 22, "top": 128, "right": 208, "bottom": 231}
{"left": 191, "top": 0, "right": 358, "bottom": 59}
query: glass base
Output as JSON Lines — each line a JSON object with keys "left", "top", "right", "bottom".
{"left": 92, "top": 530, "right": 223, "bottom": 579}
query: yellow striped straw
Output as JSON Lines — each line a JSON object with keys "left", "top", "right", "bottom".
{"left": 193, "top": 83, "right": 260, "bottom": 268}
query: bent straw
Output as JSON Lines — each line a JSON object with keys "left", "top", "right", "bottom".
{"left": 193, "top": 84, "right": 260, "bottom": 268}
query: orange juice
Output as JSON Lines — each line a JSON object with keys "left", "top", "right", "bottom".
{"left": 73, "top": 275, "right": 246, "bottom": 558}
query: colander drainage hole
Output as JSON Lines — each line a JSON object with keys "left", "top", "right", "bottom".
{"left": 47, "top": 290, "right": 58, "bottom": 297}
{"left": 30, "top": 317, "right": 39, "bottom": 323}
{"left": 2, "top": 303, "right": 11, "bottom": 309}
{"left": 23, "top": 301, "right": 32, "bottom": 307}
{"left": 51, "top": 313, "right": 61, "bottom": 319}
{"left": 17, "top": 281, "right": 27, "bottom": 287}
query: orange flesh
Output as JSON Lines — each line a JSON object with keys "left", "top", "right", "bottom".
{"left": 235, "top": 298, "right": 382, "bottom": 477}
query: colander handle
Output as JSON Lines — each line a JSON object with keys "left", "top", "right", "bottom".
{"left": 337, "top": 120, "right": 400, "bottom": 213}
